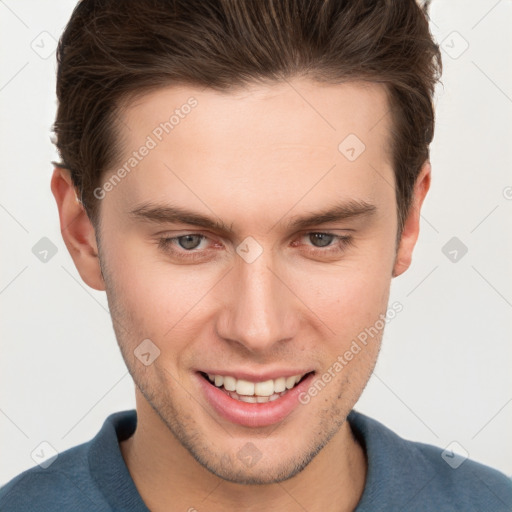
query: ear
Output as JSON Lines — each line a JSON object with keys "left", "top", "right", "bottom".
{"left": 392, "top": 161, "right": 431, "bottom": 278}
{"left": 51, "top": 166, "right": 105, "bottom": 291}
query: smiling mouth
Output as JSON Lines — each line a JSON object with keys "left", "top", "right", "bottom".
{"left": 199, "top": 371, "right": 314, "bottom": 403}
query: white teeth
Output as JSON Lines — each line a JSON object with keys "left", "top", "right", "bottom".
{"left": 225, "top": 390, "right": 283, "bottom": 403}
{"left": 206, "top": 372, "right": 308, "bottom": 398}
{"left": 274, "top": 377, "right": 286, "bottom": 393}
{"left": 223, "top": 375, "right": 236, "bottom": 392}
{"left": 285, "top": 376, "right": 297, "bottom": 389}
{"left": 238, "top": 395, "right": 258, "bottom": 403}
{"left": 254, "top": 379, "right": 274, "bottom": 397}
{"left": 236, "top": 379, "right": 255, "bottom": 396}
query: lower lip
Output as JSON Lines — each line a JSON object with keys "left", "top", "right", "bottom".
{"left": 197, "top": 372, "right": 315, "bottom": 428}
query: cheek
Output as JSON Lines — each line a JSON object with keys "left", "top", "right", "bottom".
{"left": 294, "top": 265, "right": 390, "bottom": 395}
{"left": 103, "top": 235, "right": 216, "bottom": 330}
{"left": 101, "top": 241, "right": 220, "bottom": 381}
{"left": 301, "top": 284, "right": 389, "bottom": 359}
{"left": 293, "top": 249, "right": 393, "bottom": 334}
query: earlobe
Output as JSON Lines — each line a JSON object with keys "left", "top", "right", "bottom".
{"left": 392, "top": 161, "right": 431, "bottom": 278}
{"left": 51, "top": 166, "right": 106, "bottom": 291}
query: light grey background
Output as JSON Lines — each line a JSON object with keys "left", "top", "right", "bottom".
{"left": 1, "top": 0, "right": 511, "bottom": 485}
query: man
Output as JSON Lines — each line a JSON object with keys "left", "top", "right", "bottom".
{"left": 1, "top": 0, "right": 511, "bottom": 510}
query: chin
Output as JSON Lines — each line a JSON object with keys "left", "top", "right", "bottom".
{"left": 180, "top": 419, "right": 341, "bottom": 486}
{"left": 196, "top": 449, "right": 317, "bottom": 485}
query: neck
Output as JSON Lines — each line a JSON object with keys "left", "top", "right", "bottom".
{"left": 120, "top": 396, "right": 367, "bottom": 512}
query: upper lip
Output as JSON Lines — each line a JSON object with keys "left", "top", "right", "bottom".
{"left": 198, "top": 369, "right": 314, "bottom": 382}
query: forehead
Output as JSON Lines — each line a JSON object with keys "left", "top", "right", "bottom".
{"left": 119, "top": 79, "right": 392, "bottom": 155}
{"left": 106, "top": 79, "right": 394, "bottom": 224}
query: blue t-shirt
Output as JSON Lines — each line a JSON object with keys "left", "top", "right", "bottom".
{"left": 1, "top": 409, "right": 511, "bottom": 511}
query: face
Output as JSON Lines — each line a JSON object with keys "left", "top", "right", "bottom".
{"left": 80, "top": 79, "right": 420, "bottom": 484}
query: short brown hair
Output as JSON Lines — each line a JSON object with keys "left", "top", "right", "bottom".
{"left": 53, "top": 0, "right": 442, "bottom": 234}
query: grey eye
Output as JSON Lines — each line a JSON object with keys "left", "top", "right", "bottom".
{"left": 309, "top": 233, "right": 334, "bottom": 247}
{"left": 177, "top": 234, "right": 203, "bottom": 250}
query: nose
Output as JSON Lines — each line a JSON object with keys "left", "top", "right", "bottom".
{"left": 215, "top": 248, "right": 298, "bottom": 353}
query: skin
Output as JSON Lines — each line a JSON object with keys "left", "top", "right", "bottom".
{"left": 51, "top": 78, "right": 430, "bottom": 512}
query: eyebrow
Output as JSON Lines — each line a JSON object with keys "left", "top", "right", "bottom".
{"left": 129, "top": 199, "right": 377, "bottom": 234}
{"left": 283, "top": 200, "right": 377, "bottom": 231}
{"left": 130, "top": 203, "right": 232, "bottom": 233}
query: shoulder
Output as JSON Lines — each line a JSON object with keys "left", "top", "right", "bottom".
{"left": 0, "top": 410, "right": 138, "bottom": 511}
{"left": 348, "top": 410, "right": 512, "bottom": 511}
{"left": 409, "top": 439, "right": 512, "bottom": 510}
{"left": 0, "top": 441, "right": 109, "bottom": 512}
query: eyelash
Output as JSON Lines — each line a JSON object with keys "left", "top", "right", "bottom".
{"left": 157, "top": 232, "right": 354, "bottom": 261}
